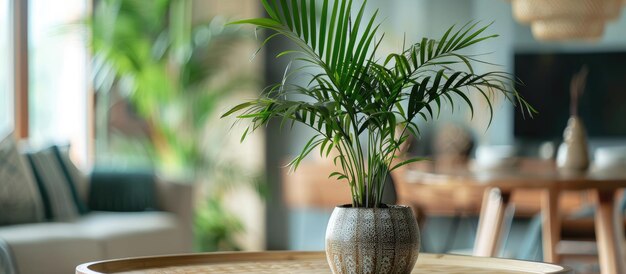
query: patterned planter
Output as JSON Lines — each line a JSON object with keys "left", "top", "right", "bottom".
{"left": 325, "top": 204, "right": 420, "bottom": 274}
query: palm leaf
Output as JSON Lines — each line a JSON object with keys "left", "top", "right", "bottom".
{"left": 224, "top": 0, "right": 535, "bottom": 208}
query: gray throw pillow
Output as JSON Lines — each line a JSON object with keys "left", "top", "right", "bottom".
{"left": 0, "top": 132, "right": 45, "bottom": 225}
{"left": 27, "top": 147, "right": 79, "bottom": 221}
{"left": 52, "top": 145, "right": 89, "bottom": 214}
{"left": 55, "top": 145, "right": 89, "bottom": 206}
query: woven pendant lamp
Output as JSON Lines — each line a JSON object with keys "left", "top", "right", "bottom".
{"left": 511, "top": 0, "right": 623, "bottom": 41}
{"left": 532, "top": 19, "right": 605, "bottom": 41}
{"left": 606, "top": 0, "right": 624, "bottom": 20}
{"left": 513, "top": 0, "right": 611, "bottom": 23}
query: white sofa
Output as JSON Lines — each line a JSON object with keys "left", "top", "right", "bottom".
{"left": 0, "top": 179, "right": 193, "bottom": 274}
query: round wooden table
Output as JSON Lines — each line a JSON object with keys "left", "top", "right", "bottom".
{"left": 396, "top": 160, "right": 626, "bottom": 274}
{"left": 76, "top": 251, "right": 572, "bottom": 274}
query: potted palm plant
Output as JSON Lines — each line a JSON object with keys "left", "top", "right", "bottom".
{"left": 224, "top": 0, "right": 534, "bottom": 272}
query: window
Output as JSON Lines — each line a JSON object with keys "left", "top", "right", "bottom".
{"left": 0, "top": 0, "right": 12, "bottom": 133}
{"left": 28, "top": 0, "right": 89, "bottom": 164}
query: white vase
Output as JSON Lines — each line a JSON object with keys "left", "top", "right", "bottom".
{"left": 556, "top": 116, "right": 589, "bottom": 171}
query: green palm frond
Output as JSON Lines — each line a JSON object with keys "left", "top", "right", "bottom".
{"left": 224, "top": 0, "right": 535, "bottom": 208}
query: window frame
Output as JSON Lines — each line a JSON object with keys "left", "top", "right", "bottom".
{"left": 10, "top": 0, "right": 94, "bottom": 167}
{"left": 13, "top": 0, "right": 29, "bottom": 139}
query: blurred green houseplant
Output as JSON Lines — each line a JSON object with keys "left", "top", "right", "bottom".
{"left": 88, "top": 0, "right": 254, "bottom": 251}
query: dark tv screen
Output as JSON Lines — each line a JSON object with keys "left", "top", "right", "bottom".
{"left": 514, "top": 51, "right": 626, "bottom": 140}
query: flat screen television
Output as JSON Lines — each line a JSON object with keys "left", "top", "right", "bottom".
{"left": 514, "top": 51, "right": 626, "bottom": 140}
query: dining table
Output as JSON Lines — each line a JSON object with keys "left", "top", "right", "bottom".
{"left": 394, "top": 159, "right": 626, "bottom": 274}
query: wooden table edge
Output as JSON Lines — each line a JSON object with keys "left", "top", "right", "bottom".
{"left": 76, "top": 251, "right": 572, "bottom": 274}
{"left": 76, "top": 251, "right": 322, "bottom": 274}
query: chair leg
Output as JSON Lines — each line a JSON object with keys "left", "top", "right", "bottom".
{"left": 474, "top": 188, "right": 511, "bottom": 257}
{"left": 593, "top": 189, "right": 626, "bottom": 274}
{"left": 498, "top": 202, "right": 517, "bottom": 257}
{"left": 541, "top": 188, "right": 561, "bottom": 263}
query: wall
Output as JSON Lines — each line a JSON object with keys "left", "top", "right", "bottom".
{"left": 272, "top": 0, "right": 626, "bottom": 252}
{"left": 502, "top": 1, "right": 626, "bottom": 151}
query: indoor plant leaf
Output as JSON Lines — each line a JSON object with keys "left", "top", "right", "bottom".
{"left": 224, "top": 0, "right": 534, "bottom": 208}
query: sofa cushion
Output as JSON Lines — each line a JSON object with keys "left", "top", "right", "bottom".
{"left": 0, "top": 132, "right": 44, "bottom": 225}
{"left": 0, "top": 238, "right": 17, "bottom": 274}
{"left": 78, "top": 211, "right": 188, "bottom": 259}
{"left": 0, "top": 211, "right": 188, "bottom": 274}
{"left": 26, "top": 147, "right": 80, "bottom": 221}
{"left": 0, "top": 222, "right": 103, "bottom": 274}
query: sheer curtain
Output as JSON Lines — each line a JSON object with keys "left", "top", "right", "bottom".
{"left": 0, "top": 0, "right": 12, "bottom": 133}
{"left": 28, "top": 0, "right": 89, "bottom": 166}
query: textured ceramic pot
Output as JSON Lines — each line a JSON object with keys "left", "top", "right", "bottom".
{"left": 556, "top": 115, "right": 589, "bottom": 172}
{"left": 325, "top": 205, "right": 420, "bottom": 274}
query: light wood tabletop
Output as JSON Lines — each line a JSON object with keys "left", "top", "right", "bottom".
{"left": 76, "top": 251, "right": 572, "bottom": 274}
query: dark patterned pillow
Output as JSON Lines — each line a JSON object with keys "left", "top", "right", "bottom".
{"left": 27, "top": 147, "right": 80, "bottom": 221}
{"left": 88, "top": 169, "right": 157, "bottom": 212}
{"left": 52, "top": 145, "right": 89, "bottom": 214}
{"left": 0, "top": 132, "right": 45, "bottom": 225}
